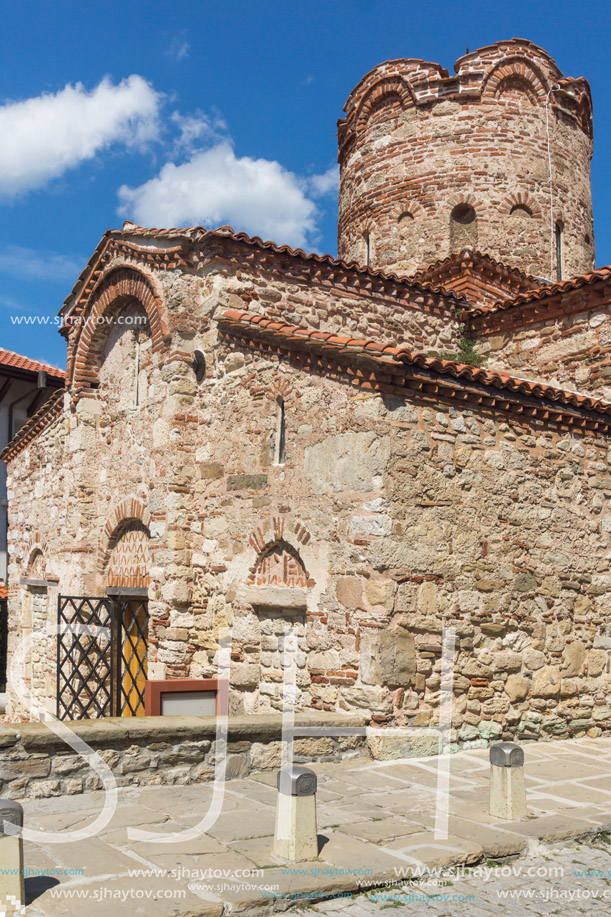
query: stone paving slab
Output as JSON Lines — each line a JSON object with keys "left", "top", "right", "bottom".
{"left": 17, "top": 735, "right": 611, "bottom": 916}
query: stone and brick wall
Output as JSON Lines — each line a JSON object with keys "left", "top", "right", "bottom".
{"left": 5, "top": 244, "right": 611, "bottom": 752}
{"left": 470, "top": 275, "right": 611, "bottom": 399}
{"left": 338, "top": 39, "right": 594, "bottom": 280}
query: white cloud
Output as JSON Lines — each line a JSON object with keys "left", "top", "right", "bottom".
{"left": 0, "top": 245, "right": 83, "bottom": 282}
{"left": 308, "top": 165, "right": 340, "bottom": 198}
{"left": 0, "top": 75, "right": 161, "bottom": 198}
{"left": 0, "top": 294, "right": 30, "bottom": 312}
{"left": 118, "top": 141, "right": 322, "bottom": 249}
{"left": 165, "top": 37, "right": 190, "bottom": 61}
{"left": 170, "top": 110, "right": 227, "bottom": 154}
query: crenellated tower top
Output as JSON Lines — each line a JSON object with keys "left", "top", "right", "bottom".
{"left": 337, "top": 39, "right": 594, "bottom": 280}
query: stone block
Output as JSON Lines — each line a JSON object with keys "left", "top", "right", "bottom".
{"left": 225, "top": 754, "right": 249, "bottom": 780}
{"left": 562, "top": 640, "right": 586, "bottom": 676}
{"left": 360, "top": 629, "right": 415, "bottom": 687}
{"left": 226, "top": 474, "right": 268, "bottom": 491}
{"left": 304, "top": 431, "right": 390, "bottom": 494}
{"left": 365, "top": 578, "right": 396, "bottom": 609}
{"left": 514, "top": 572, "right": 537, "bottom": 593}
{"left": 587, "top": 650, "right": 607, "bottom": 677}
{"left": 250, "top": 742, "right": 281, "bottom": 770}
{"left": 417, "top": 580, "right": 437, "bottom": 614}
{"left": 231, "top": 663, "right": 260, "bottom": 687}
{"left": 308, "top": 650, "right": 340, "bottom": 672}
{"left": 367, "top": 731, "right": 439, "bottom": 760}
{"left": 531, "top": 665, "right": 561, "bottom": 698}
{"left": 522, "top": 649, "right": 546, "bottom": 671}
{"left": 339, "top": 685, "right": 393, "bottom": 714}
{"left": 492, "top": 651, "right": 522, "bottom": 673}
{"left": 335, "top": 576, "right": 362, "bottom": 609}
{"left": 505, "top": 674, "right": 529, "bottom": 702}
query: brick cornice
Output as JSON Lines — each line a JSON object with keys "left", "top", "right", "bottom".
{"left": 219, "top": 310, "right": 611, "bottom": 436}
{"left": 468, "top": 270, "right": 611, "bottom": 334}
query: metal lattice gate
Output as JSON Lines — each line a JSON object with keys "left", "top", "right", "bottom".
{"left": 57, "top": 595, "right": 148, "bottom": 720}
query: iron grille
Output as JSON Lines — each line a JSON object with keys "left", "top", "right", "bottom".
{"left": 57, "top": 596, "right": 114, "bottom": 719}
{"left": 57, "top": 595, "right": 148, "bottom": 720}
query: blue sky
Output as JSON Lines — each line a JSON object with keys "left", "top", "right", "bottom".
{"left": 2, "top": 0, "right": 611, "bottom": 368}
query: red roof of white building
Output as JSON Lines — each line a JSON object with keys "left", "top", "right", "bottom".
{"left": 0, "top": 349, "right": 65, "bottom": 381}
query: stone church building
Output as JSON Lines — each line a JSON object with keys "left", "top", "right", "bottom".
{"left": 3, "top": 39, "right": 611, "bottom": 748}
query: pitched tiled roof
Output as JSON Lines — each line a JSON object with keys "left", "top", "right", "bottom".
{"left": 0, "top": 349, "right": 65, "bottom": 381}
{"left": 219, "top": 310, "right": 611, "bottom": 421}
{"left": 468, "top": 265, "right": 611, "bottom": 316}
{"left": 62, "top": 222, "right": 467, "bottom": 319}
{"left": 0, "top": 584, "right": 7, "bottom": 601}
{"left": 1, "top": 388, "right": 65, "bottom": 464}
{"left": 408, "top": 248, "right": 546, "bottom": 303}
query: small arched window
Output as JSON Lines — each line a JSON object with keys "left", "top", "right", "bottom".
{"left": 275, "top": 397, "right": 286, "bottom": 465}
{"left": 363, "top": 231, "right": 371, "bottom": 266}
{"left": 555, "top": 222, "right": 563, "bottom": 281}
{"left": 450, "top": 203, "right": 477, "bottom": 251}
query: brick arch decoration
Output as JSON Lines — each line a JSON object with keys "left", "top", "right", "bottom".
{"left": 502, "top": 192, "right": 542, "bottom": 219}
{"left": 265, "top": 374, "right": 294, "bottom": 404}
{"left": 97, "top": 498, "right": 151, "bottom": 585}
{"left": 481, "top": 57, "right": 548, "bottom": 103}
{"left": 396, "top": 200, "right": 425, "bottom": 222}
{"left": 447, "top": 192, "right": 482, "bottom": 213}
{"left": 68, "top": 267, "right": 168, "bottom": 398}
{"left": 355, "top": 76, "right": 416, "bottom": 133}
{"left": 28, "top": 550, "right": 46, "bottom": 578}
{"left": 22, "top": 534, "right": 42, "bottom": 574}
{"left": 24, "top": 537, "right": 46, "bottom": 577}
{"left": 247, "top": 518, "right": 313, "bottom": 587}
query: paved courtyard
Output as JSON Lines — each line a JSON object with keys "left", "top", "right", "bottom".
{"left": 17, "top": 735, "right": 611, "bottom": 915}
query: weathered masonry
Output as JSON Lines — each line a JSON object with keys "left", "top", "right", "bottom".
{"left": 3, "top": 39, "right": 611, "bottom": 752}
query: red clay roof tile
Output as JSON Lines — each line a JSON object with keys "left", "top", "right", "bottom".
{"left": 468, "top": 265, "right": 611, "bottom": 316}
{"left": 63, "top": 223, "right": 466, "bottom": 318}
{"left": 0, "top": 349, "right": 65, "bottom": 381}
{"left": 219, "top": 310, "right": 611, "bottom": 419}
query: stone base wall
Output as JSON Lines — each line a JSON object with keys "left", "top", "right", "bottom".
{"left": 0, "top": 713, "right": 368, "bottom": 801}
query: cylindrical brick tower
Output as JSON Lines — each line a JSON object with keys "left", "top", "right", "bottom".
{"left": 337, "top": 39, "right": 594, "bottom": 280}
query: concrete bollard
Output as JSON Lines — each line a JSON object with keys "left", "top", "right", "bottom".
{"left": 489, "top": 742, "right": 527, "bottom": 821}
{"left": 0, "top": 799, "right": 25, "bottom": 915}
{"left": 272, "top": 765, "right": 318, "bottom": 861}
